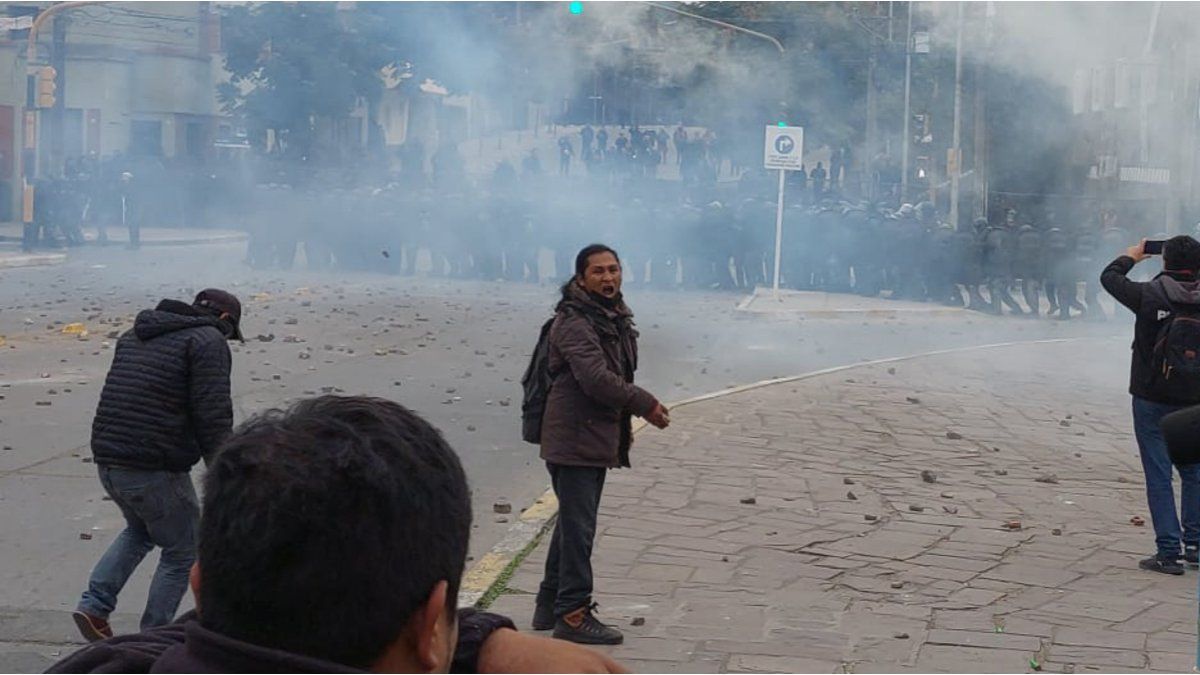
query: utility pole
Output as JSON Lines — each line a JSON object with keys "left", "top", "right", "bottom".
{"left": 50, "top": 15, "right": 66, "bottom": 174}
{"left": 973, "top": 1, "right": 992, "bottom": 222}
{"left": 20, "top": 1, "right": 101, "bottom": 229}
{"left": 948, "top": 2, "right": 963, "bottom": 229}
{"left": 900, "top": 1, "right": 914, "bottom": 203}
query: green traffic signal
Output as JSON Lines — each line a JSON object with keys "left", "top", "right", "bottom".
{"left": 569, "top": 1, "right": 583, "bottom": 14}
{"left": 777, "top": 121, "right": 787, "bottom": 127}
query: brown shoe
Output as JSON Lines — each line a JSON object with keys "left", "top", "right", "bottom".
{"left": 552, "top": 603, "right": 623, "bottom": 645}
{"left": 72, "top": 611, "right": 114, "bottom": 642}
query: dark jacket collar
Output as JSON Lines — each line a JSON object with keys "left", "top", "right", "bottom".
{"left": 150, "top": 621, "right": 362, "bottom": 673}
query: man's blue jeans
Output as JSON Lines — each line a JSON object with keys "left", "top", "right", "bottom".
{"left": 1132, "top": 397, "right": 1200, "bottom": 559}
{"left": 77, "top": 466, "right": 199, "bottom": 630}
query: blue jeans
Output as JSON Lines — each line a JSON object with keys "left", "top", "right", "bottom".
{"left": 1132, "top": 397, "right": 1200, "bottom": 559}
{"left": 77, "top": 466, "right": 199, "bottom": 630}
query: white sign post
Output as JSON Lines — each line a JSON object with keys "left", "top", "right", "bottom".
{"left": 763, "top": 125, "right": 804, "bottom": 299}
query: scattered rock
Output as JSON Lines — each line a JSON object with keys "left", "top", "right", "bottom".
{"left": 1130, "top": 515, "right": 1145, "bottom": 527}
{"left": 494, "top": 516, "right": 509, "bottom": 523}
{"left": 906, "top": 397, "right": 921, "bottom": 404}
{"left": 630, "top": 617, "right": 645, "bottom": 627}
{"left": 846, "top": 491, "right": 858, "bottom": 501}
{"left": 79, "top": 533, "right": 92, "bottom": 540}
{"left": 943, "top": 506, "right": 958, "bottom": 514}
{"left": 739, "top": 496, "right": 757, "bottom": 505}
{"left": 890, "top": 581, "right": 904, "bottom": 589}
{"left": 996, "top": 469, "right": 1008, "bottom": 476}
{"left": 256, "top": 334, "right": 275, "bottom": 342}
{"left": 920, "top": 470, "right": 937, "bottom": 484}
{"left": 1004, "top": 520, "right": 1022, "bottom": 530}
{"left": 843, "top": 477, "right": 855, "bottom": 485}
{"left": 721, "top": 556, "right": 729, "bottom": 562}
{"left": 493, "top": 501, "right": 512, "bottom": 514}
{"left": 864, "top": 514, "right": 878, "bottom": 521}
{"left": 945, "top": 431, "right": 963, "bottom": 440}
{"left": 298, "top": 352, "right": 311, "bottom": 360}
{"left": 1059, "top": 420, "right": 1070, "bottom": 427}
{"left": 1034, "top": 473, "right": 1059, "bottom": 484}
{"left": 1117, "top": 476, "right": 1129, "bottom": 483}
{"left": 467, "top": 425, "right": 477, "bottom": 432}
{"left": 893, "top": 632, "right": 909, "bottom": 639}
{"left": 940, "top": 491, "right": 954, "bottom": 499}
{"left": 498, "top": 398, "right": 511, "bottom": 407}
{"left": 887, "top": 368, "right": 896, "bottom": 375}
{"left": 908, "top": 505, "right": 924, "bottom": 512}
{"left": 284, "top": 317, "right": 298, "bottom": 325}
{"left": 1051, "top": 528, "right": 1063, "bottom": 536}
{"left": 35, "top": 401, "right": 51, "bottom": 406}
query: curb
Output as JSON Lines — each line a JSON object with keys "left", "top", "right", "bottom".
{"left": 459, "top": 487, "right": 558, "bottom": 608}
{"left": 458, "top": 335, "right": 1111, "bottom": 609}
{"left": 0, "top": 253, "right": 67, "bottom": 269}
{"left": 0, "top": 233, "right": 248, "bottom": 248}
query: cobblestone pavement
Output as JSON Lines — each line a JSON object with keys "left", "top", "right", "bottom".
{"left": 488, "top": 337, "right": 1199, "bottom": 673}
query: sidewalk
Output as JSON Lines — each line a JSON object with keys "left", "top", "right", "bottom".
{"left": 0, "top": 251, "right": 66, "bottom": 270}
{"left": 486, "top": 338, "right": 1196, "bottom": 673}
{"left": 0, "top": 223, "right": 247, "bottom": 248}
{"left": 737, "top": 287, "right": 966, "bottom": 318}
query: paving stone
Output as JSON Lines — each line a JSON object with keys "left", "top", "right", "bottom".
{"left": 727, "top": 654, "right": 843, "bottom": 673}
{"left": 925, "top": 628, "right": 1043, "bottom": 651}
{"left": 1045, "top": 645, "right": 1148, "bottom": 669}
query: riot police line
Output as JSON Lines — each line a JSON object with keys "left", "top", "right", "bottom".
{"left": 241, "top": 162, "right": 1152, "bottom": 320}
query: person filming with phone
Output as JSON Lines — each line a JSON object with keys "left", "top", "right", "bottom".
{"left": 1102, "top": 235, "right": 1200, "bottom": 575}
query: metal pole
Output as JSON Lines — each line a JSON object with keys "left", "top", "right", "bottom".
{"left": 641, "top": 2, "right": 785, "bottom": 54}
{"left": 949, "top": 2, "right": 963, "bottom": 229}
{"left": 772, "top": 168, "right": 786, "bottom": 299}
{"left": 900, "top": 1, "right": 914, "bottom": 203}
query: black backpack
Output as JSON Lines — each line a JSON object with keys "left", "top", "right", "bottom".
{"left": 1152, "top": 288, "right": 1200, "bottom": 398}
{"left": 520, "top": 317, "right": 557, "bottom": 444}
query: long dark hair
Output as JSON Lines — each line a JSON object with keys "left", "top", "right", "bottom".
{"left": 558, "top": 243, "right": 621, "bottom": 302}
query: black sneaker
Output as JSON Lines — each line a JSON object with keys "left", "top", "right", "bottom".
{"left": 1139, "top": 555, "right": 1185, "bottom": 575}
{"left": 531, "top": 603, "right": 555, "bottom": 631}
{"left": 1185, "top": 546, "right": 1199, "bottom": 567}
{"left": 553, "top": 603, "right": 624, "bottom": 645}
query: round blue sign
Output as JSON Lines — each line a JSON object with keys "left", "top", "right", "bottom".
{"left": 774, "top": 135, "right": 795, "bottom": 154}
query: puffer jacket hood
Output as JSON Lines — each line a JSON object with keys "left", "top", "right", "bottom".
{"left": 134, "top": 299, "right": 222, "bottom": 341}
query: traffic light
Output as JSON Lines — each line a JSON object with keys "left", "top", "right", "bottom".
{"left": 36, "top": 66, "right": 56, "bottom": 108}
{"left": 568, "top": 1, "right": 583, "bottom": 14}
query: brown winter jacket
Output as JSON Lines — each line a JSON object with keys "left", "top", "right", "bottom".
{"left": 540, "top": 283, "right": 659, "bottom": 468}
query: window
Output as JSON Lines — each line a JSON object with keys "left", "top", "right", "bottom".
{"left": 130, "top": 120, "right": 163, "bottom": 156}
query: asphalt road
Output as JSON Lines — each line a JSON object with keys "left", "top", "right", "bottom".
{"left": 0, "top": 242, "right": 1127, "bottom": 638}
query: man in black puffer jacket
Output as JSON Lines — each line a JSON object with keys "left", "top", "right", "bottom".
{"left": 73, "top": 289, "right": 243, "bottom": 641}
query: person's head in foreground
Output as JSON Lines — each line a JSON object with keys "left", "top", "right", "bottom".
{"left": 197, "top": 395, "right": 471, "bottom": 672}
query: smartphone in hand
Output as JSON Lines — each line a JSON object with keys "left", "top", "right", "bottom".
{"left": 1144, "top": 240, "right": 1165, "bottom": 255}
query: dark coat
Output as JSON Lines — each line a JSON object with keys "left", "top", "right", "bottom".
{"left": 1101, "top": 256, "right": 1200, "bottom": 405}
{"left": 540, "top": 284, "right": 658, "bottom": 469}
{"left": 46, "top": 609, "right": 513, "bottom": 673}
{"left": 91, "top": 300, "right": 233, "bottom": 472}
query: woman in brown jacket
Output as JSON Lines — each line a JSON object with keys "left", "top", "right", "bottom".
{"left": 533, "top": 244, "right": 670, "bottom": 645}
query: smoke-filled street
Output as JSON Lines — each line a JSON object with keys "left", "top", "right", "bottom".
{"left": 0, "top": 239, "right": 1127, "bottom": 669}
{"left": 5, "top": 0, "right": 1200, "bottom": 672}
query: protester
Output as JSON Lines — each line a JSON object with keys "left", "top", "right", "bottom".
{"left": 50, "top": 395, "right": 629, "bottom": 673}
{"left": 72, "top": 289, "right": 242, "bottom": 639}
{"left": 533, "top": 244, "right": 670, "bottom": 645}
{"left": 1101, "top": 235, "right": 1200, "bottom": 575}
